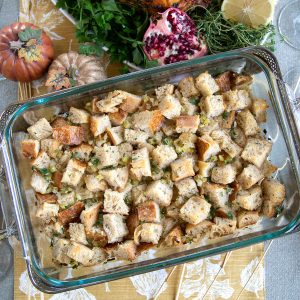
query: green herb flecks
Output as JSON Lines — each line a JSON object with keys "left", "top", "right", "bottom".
{"left": 189, "top": 98, "right": 200, "bottom": 105}
{"left": 162, "top": 137, "right": 173, "bottom": 146}
{"left": 222, "top": 111, "right": 229, "bottom": 119}
{"left": 96, "top": 213, "right": 104, "bottom": 226}
{"left": 275, "top": 206, "right": 283, "bottom": 217}
{"left": 90, "top": 157, "right": 100, "bottom": 166}
{"left": 227, "top": 211, "right": 234, "bottom": 220}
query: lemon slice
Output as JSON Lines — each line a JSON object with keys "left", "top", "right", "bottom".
{"left": 221, "top": 0, "right": 275, "bottom": 28}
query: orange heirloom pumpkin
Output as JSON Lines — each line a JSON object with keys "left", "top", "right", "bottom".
{"left": 0, "top": 22, "right": 54, "bottom": 82}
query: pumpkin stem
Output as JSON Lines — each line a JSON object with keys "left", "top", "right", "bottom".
{"left": 10, "top": 40, "right": 24, "bottom": 50}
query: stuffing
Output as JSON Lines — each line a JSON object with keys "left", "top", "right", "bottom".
{"left": 200, "top": 95, "right": 225, "bottom": 118}
{"left": 132, "top": 184, "right": 148, "bottom": 205}
{"left": 86, "top": 227, "right": 108, "bottom": 247}
{"left": 230, "top": 126, "right": 247, "bottom": 148}
{"left": 232, "top": 74, "right": 253, "bottom": 90}
{"left": 179, "top": 96, "right": 199, "bottom": 116}
{"left": 134, "top": 223, "right": 163, "bottom": 245}
{"left": 210, "top": 217, "right": 237, "bottom": 238}
{"left": 58, "top": 202, "right": 85, "bottom": 226}
{"left": 179, "top": 196, "right": 211, "bottom": 225}
{"left": 175, "top": 115, "right": 200, "bottom": 133}
{"left": 241, "top": 138, "right": 272, "bottom": 168}
{"left": 197, "top": 135, "right": 220, "bottom": 161}
{"left": 69, "top": 107, "right": 90, "bottom": 124}
{"left": 53, "top": 125, "right": 85, "bottom": 145}
{"left": 36, "top": 202, "right": 59, "bottom": 223}
{"left": 186, "top": 220, "right": 213, "bottom": 241}
{"left": 237, "top": 210, "right": 259, "bottom": 229}
{"left": 155, "top": 84, "right": 175, "bottom": 100}
{"left": 262, "top": 199, "right": 277, "bottom": 218}
{"left": 215, "top": 71, "right": 232, "bottom": 93}
{"left": 71, "top": 143, "right": 93, "bottom": 161}
{"left": 21, "top": 139, "right": 40, "bottom": 159}
{"left": 61, "top": 159, "right": 86, "bottom": 186}
{"left": 131, "top": 147, "right": 151, "bottom": 180}
{"left": 152, "top": 144, "right": 178, "bottom": 168}
{"left": 90, "top": 115, "right": 111, "bottom": 137}
{"left": 101, "top": 166, "right": 129, "bottom": 190}
{"left": 202, "top": 182, "right": 230, "bottom": 208}
{"left": 103, "top": 214, "right": 128, "bottom": 243}
{"left": 52, "top": 238, "right": 71, "bottom": 264}
{"left": 41, "top": 139, "right": 62, "bottom": 159}
{"left": 85, "top": 247, "right": 107, "bottom": 266}
{"left": 175, "top": 178, "right": 198, "bottom": 198}
{"left": 80, "top": 202, "right": 101, "bottom": 230}
{"left": 197, "top": 161, "right": 215, "bottom": 177}
{"left": 236, "top": 109, "right": 260, "bottom": 136}
{"left": 261, "top": 160, "right": 278, "bottom": 177}
{"left": 118, "top": 142, "right": 133, "bottom": 157}
{"left": 237, "top": 185, "right": 263, "bottom": 211}
{"left": 163, "top": 226, "right": 183, "bottom": 247}
{"left": 103, "top": 189, "right": 129, "bottom": 215}
{"left": 108, "top": 109, "right": 128, "bottom": 126}
{"left": 108, "top": 240, "right": 137, "bottom": 261}
{"left": 69, "top": 223, "right": 88, "bottom": 245}
{"left": 171, "top": 157, "right": 195, "bottom": 182}
{"left": 146, "top": 180, "right": 173, "bottom": 206}
{"left": 126, "top": 213, "right": 140, "bottom": 238}
{"left": 162, "top": 119, "right": 176, "bottom": 136}
{"left": 84, "top": 175, "right": 107, "bottom": 192}
{"left": 45, "top": 221, "right": 65, "bottom": 238}
{"left": 262, "top": 179, "right": 285, "bottom": 205}
{"left": 132, "top": 110, "right": 164, "bottom": 135}
{"left": 137, "top": 201, "right": 161, "bottom": 223}
{"left": 223, "top": 89, "right": 252, "bottom": 111}
{"left": 219, "top": 111, "right": 235, "bottom": 129}
{"left": 211, "top": 164, "right": 237, "bottom": 185}
{"left": 250, "top": 98, "right": 269, "bottom": 123}
{"left": 31, "top": 172, "right": 50, "bottom": 194}
{"left": 96, "top": 90, "right": 126, "bottom": 113}
{"left": 31, "top": 151, "right": 51, "bottom": 170}
{"left": 237, "top": 164, "right": 264, "bottom": 189}
{"left": 124, "top": 128, "right": 149, "bottom": 145}
{"left": 57, "top": 191, "right": 75, "bottom": 208}
{"left": 35, "top": 193, "right": 57, "bottom": 204}
{"left": 94, "top": 145, "right": 120, "bottom": 168}
{"left": 107, "top": 126, "right": 124, "bottom": 145}
{"left": 178, "top": 76, "right": 199, "bottom": 98}
{"left": 119, "top": 92, "right": 142, "bottom": 113}
{"left": 195, "top": 72, "right": 219, "bottom": 96}
{"left": 51, "top": 117, "right": 68, "bottom": 128}
{"left": 67, "top": 242, "right": 95, "bottom": 266}
{"left": 158, "top": 94, "right": 182, "bottom": 119}
{"left": 27, "top": 118, "right": 53, "bottom": 140}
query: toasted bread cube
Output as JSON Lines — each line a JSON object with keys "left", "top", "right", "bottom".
{"left": 124, "top": 128, "right": 149, "bottom": 145}
{"left": 131, "top": 184, "right": 148, "bottom": 206}
{"left": 21, "top": 139, "right": 40, "bottom": 159}
{"left": 241, "top": 138, "right": 272, "bottom": 168}
{"left": 215, "top": 71, "right": 232, "bottom": 93}
{"left": 131, "top": 147, "right": 151, "bottom": 180}
{"left": 35, "top": 193, "right": 57, "bottom": 204}
{"left": 251, "top": 98, "right": 269, "bottom": 123}
{"left": 237, "top": 164, "right": 263, "bottom": 189}
{"left": 51, "top": 117, "right": 68, "bottom": 128}
{"left": 67, "top": 242, "right": 94, "bottom": 266}
{"left": 237, "top": 185, "right": 262, "bottom": 211}
{"left": 119, "top": 92, "right": 142, "bottom": 113}
{"left": 262, "top": 199, "right": 277, "bottom": 218}
{"left": 175, "top": 115, "right": 200, "bottom": 133}
{"left": 219, "top": 111, "right": 236, "bottom": 129}
{"left": 95, "top": 145, "right": 120, "bottom": 168}
{"left": 52, "top": 238, "right": 71, "bottom": 264}
{"left": 118, "top": 142, "right": 133, "bottom": 157}
{"left": 108, "top": 110, "right": 128, "bottom": 126}
{"left": 96, "top": 90, "right": 126, "bottom": 113}
{"left": 31, "top": 172, "right": 50, "bottom": 194}
{"left": 195, "top": 72, "right": 219, "bottom": 96}
{"left": 103, "top": 189, "right": 129, "bottom": 215}
{"left": 58, "top": 202, "right": 84, "bottom": 226}
{"left": 137, "top": 201, "right": 161, "bottom": 223}
{"left": 41, "top": 139, "right": 61, "bottom": 159}
{"left": 186, "top": 220, "right": 213, "bottom": 241}
{"left": 69, "top": 107, "right": 90, "bottom": 124}
{"left": 202, "top": 182, "right": 229, "bottom": 208}
{"left": 45, "top": 221, "right": 64, "bottom": 238}
{"left": 163, "top": 226, "right": 183, "bottom": 247}
{"left": 31, "top": 151, "right": 51, "bottom": 170}
{"left": 126, "top": 213, "right": 140, "bottom": 238}
{"left": 62, "top": 159, "right": 86, "bottom": 186}
{"left": 27, "top": 118, "right": 53, "bottom": 140}
{"left": 262, "top": 179, "right": 285, "bottom": 205}
{"left": 166, "top": 203, "right": 180, "bottom": 219}
{"left": 200, "top": 95, "right": 225, "bottom": 118}
{"left": 57, "top": 191, "right": 75, "bottom": 208}
{"left": 103, "top": 214, "right": 128, "bottom": 243}
{"left": 106, "top": 126, "right": 124, "bottom": 145}
{"left": 152, "top": 145, "right": 177, "bottom": 169}
{"left": 90, "top": 115, "right": 111, "bottom": 137}
{"left": 178, "top": 76, "right": 199, "bottom": 98}
{"left": 232, "top": 74, "right": 253, "bottom": 89}
{"left": 210, "top": 217, "right": 237, "bottom": 238}
{"left": 155, "top": 84, "right": 175, "bottom": 99}
{"left": 236, "top": 109, "right": 260, "bottom": 136}
{"left": 175, "top": 178, "right": 198, "bottom": 198}
{"left": 261, "top": 160, "right": 278, "bottom": 177}
{"left": 237, "top": 210, "right": 259, "bottom": 228}
{"left": 197, "top": 135, "right": 220, "bottom": 161}
{"left": 109, "top": 240, "right": 137, "bottom": 261}
{"left": 71, "top": 143, "right": 93, "bottom": 162}
{"left": 230, "top": 126, "right": 247, "bottom": 148}
{"left": 223, "top": 90, "right": 252, "bottom": 111}
{"left": 101, "top": 166, "right": 129, "bottom": 190}
{"left": 80, "top": 202, "right": 101, "bottom": 230}
{"left": 171, "top": 157, "right": 195, "bottom": 182}
{"left": 180, "top": 196, "right": 211, "bottom": 225}
{"left": 134, "top": 223, "right": 163, "bottom": 245}
{"left": 86, "top": 227, "right": 108, "bottom": 247}
{"left": 36, "top": 202, "right": 59, "bottom": 223}
{"left": 85, "top": 247, "right": 107, "bottom": 266}
{"left": 69, "top": 223, "right": 88, "bottom": 245}
{"left": 132, "top": 110, "right": 164, "bottom": 135}
{"left": 158, "top": 94, "right": 182, "bottom": 119}
{"left": 53, "top": 125, "right": 85, "bottom": 145}
{"left": 197, "top": 161, "right": 215, "bottom": 177}
{"left": 84, "top": 175, "right": 107, "bottom": 192}
{"left": 179, "top": 96, "right": 199, "bottom": 116}
{"left": 146, "top": 180, "right": 173, "bottom": 206}
{"left": 211, "top": 164, "right": 237, "bottom": 185}
{"left": 75, "top": 188, "right": 94, "bottom": 201}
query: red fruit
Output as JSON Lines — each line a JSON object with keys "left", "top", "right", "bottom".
{"left": 143, "top": 8, "right": 207, "bottom": 65}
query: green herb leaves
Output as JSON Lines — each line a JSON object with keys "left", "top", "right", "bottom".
{"left": 18, "top": 27, "right": 42, "bottom": 42}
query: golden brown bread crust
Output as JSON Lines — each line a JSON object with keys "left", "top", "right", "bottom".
{"left": 53, "top": 125, "right": 85, "bottom": 145}
{"left": 109, "top": 110, "right": 128, "bottom": 126}
{"left": 35, "top": 193, "right": 58, "bottom": 204}
{"left": 58, "top": 202, "right": 85, "bottom": 225}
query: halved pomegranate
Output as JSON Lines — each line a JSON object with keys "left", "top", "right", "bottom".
{"left": 143, "top": 8, "right": 207, "bottom": 65}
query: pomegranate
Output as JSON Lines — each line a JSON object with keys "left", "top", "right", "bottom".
{"left": 143, "top": 8, "right": 207, "bottom": 65}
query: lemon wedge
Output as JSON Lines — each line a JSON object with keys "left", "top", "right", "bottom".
{"left": 221, "top": 0, "right": 275, "bottom": 28}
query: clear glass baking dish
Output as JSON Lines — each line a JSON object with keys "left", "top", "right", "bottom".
{"left": 0, "top": 46, "right": 299, "bottom": 293}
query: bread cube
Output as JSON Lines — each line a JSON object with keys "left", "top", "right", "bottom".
{"left": 219, "top": 110, "right": 236, "bottom": 129}
{"left": 178, "top": 76, "right": 199, "bottom": 97}
{"left": 215, "top": 71, "right": 232, "bottom": 93}
{"left": 237, "top": 164, "right": 263, "bottom": 189}
{"left": 146, "top": 180, "right": 173, "bottom": 206}
{"left": 163, "top": 226, "right": 183, "bottom": 247}
{"left": 86, "top": 227, "right": 108, "bottom": 247}
{"left": 152, "top": 145, "right": 178, "bottom": 169}
{"left": 90, "top": 115, "right": 111, "bottom": 137}
{"left": 210, "top": 217, "right": 237, "bottom": 238}
{"left": 69, "top": 107, "right": 90, "bottom": 124}
{"left": 118, "top": 142, "right": 133, "bottom": 158}
{"left": 118, "top": 91, "right": 142, "bottom": 113}
{"left": 197, "top": 135, "right": 220, "bottom": 161}
{"left": 261, "top": 160, "right": 278, "bottom": 177}
{"left": 44, "top": 221, "right": 64, "bottom": 237}
{"left": 195, "top": 72, "right": 219, "bottom": 96}
{"left": 58, "top": 202, "right": 84, "bottom": 226}
{"left": 131, "top": 147, "right": 151, "bottom": 180}
{"left": 95, "top": 145, "right": 120, "bottom": 168}
{"left": 71, "top": 143, "right": 93, "bottom": 161}
{"left": 85, "top": 247, "right": 107, "bottom": 266}
{"left": 52, "top": 238, "right": 71, "bottom": 264}
{"left": 241, "top": 138, "right": 272, "bottom": 168}
{"left": 131, "top": 184, "right": 147, "bottom": 206}
{"left": 155, "top": 84, "right": 175, "bottom": 99}
{"left": 103, "top": 189, "right": 129, "bottom": 215}
{"left": 36, "top": 202, "right": 59, "bottom": 223}
{"left": 175, "top": 115, "right": 200, "bottom": 133}
{"left": 237, "top": 210, "right": 259, "bottom": 229}
{"left": 67, "top": 242, "right": 94, "bottom": 266}
{"left": 232, "top": 74, "right": 253, "bottom": 90}
{"left": 262, "top": 179, "right": 285, "bottom": 205}
{"left": 134, "top": 223, "right": 163, "bottom": 245}
{"left": 158, "top": 94, "right": 182, "bottom": 119}
{"left": 175, "top": 178, "right": 198, "bottom": 198}
{"left": 171, "top": 157, "right": 195, "bottom": 182}
{"left": 179, "top": 96, "right": 199, "bottom": 116}
{"left": 101, "top": 166, "right": 129, "bottom": 190}
{"left": 237, "top": 185, "right": 262, "bottom": 211}
{"left": 41, "top": 139, "right": 62, "bottom": 159}
{"left": 57, "top": 191, "right": 75, "bottom": 208}
{"left": 35, "top": 193, "right": 57, "bottom": 204}
{"left": 31, "top": 151, "right": 51, "bottom": 170}
{"left": 186, "top": 220, "right": 213, "bottom": 241}
{"left": 202, "top": 182, "right": 229, "bottom": 208}
{"left": 84, "top": 175, "right": 107, "bottom": 192}
{"left": 251, "top": 98, "right": 269, "bottom": 123}
{"left": 53, "top": 125, "right": 85, "bottom": 145}
{"left": 96, "top": 90, "right": 126, "bottom": 113}
{"left": 103, "top": 214, "right": 128, "bottom": 243}
{"left": 124, "top": 128, "right": 149, "bottom": 145}
{"left": 62, "top": 159, "right": 86, "bottom": 186}
{"left": 230, "top": 126, "right": 247, "bottom": 148}
{"left": 236, "top": 109, "right": 260, "bottom": 136}
{"left": 21, "top": 139, "right": 40, "bottom": 159}
{"left": 137, "top": 201, "right": 161, "bottom": 223}
{"left": 69, "top": 223, "right": 88, "bottom": 245}
{"left": 109, "top": 240, "right": 137, "bottom": 261}
{"left": 80, "top": 202, "right": 101, "bottom": 230}
{"left": 132, "top": 110, "right": 164, "bottom": 135}
{"left": 31, "top": 172, "right": 50, "bottom": 194}
{"left": 211, "top": 164, "right": 237, "bottom": 185}
{"left": 27, "top": 118, "right": 53, "bottom": 140}
{"left": 108, "top": 109, "right": 128, "bottom": 126}
{"left": 223, "top": 89, "right": 252, "bottom": 111}
{"left": 200, "top": 95, "right": 225, "bottom": 118}
{"left": 262, "top": 199, "right": 277, "bottom": 218}
{"left": 180, "top": 196, "right": 211, "bottom": 225}
{"left": 197, "top": 161, "right": 215, "bottom": 177}
{"left": 106, "top": 126, "right": 124, "bottom": 145}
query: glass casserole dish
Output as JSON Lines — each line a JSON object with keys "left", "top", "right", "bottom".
{"left": 0, "top": 46, "right": 299, "bottom": 293}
